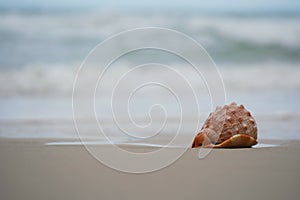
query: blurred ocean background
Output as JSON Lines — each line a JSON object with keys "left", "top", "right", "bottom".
{"left": 0, "top": 0, "right": 300, "bottom": 142}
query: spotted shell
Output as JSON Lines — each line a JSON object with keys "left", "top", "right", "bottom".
{"left": 192, "top": 102, "right": 258, "bottom": 148}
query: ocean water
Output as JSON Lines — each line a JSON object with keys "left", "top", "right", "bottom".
{"left": 0, "top": 10, "right": 300, "bottom": 142}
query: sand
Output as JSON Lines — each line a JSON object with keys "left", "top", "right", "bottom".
{"left": 0, "top": 139, "right": 299, "bottom": 200}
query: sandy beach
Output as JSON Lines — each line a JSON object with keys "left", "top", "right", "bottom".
{"left": 1, "top": 1, "right": 300, "bottom": 200}
{"left": 0, "top": 138, "right": 299, "bottom": 200}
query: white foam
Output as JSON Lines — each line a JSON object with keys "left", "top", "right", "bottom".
{"left": 0, "top": 61, "right": 299, "bottom": 96}
{"left": 46, "top": 140, "right": 279, "bottom": 149}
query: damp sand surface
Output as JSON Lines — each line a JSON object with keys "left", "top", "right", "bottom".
{"left": 0, "top": 138, "right": 299, "bottom": 200}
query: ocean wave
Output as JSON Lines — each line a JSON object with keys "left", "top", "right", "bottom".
{"left": 0, "top": 11, "right": 299, "bottom": 96}
{"left": 0, "top": 12, "right": 300, "bottom": 67}
{"left": 0, "top": 61, "right": 299, "bottom": 96}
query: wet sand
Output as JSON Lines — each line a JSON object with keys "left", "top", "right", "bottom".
{"left": 0, "top": 139, "right": 299, "bottom": 200}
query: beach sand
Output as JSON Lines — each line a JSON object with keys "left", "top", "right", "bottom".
{"left": 0, "top": 139, "right": 299, "bottom": 200}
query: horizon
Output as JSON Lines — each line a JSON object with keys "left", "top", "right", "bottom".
{"left": 1, "top": 0, "right": 300, "bottom": 14}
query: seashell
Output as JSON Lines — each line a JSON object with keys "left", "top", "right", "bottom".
{"left": 192, "top": 102, "right": 258, "bottom": 148}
